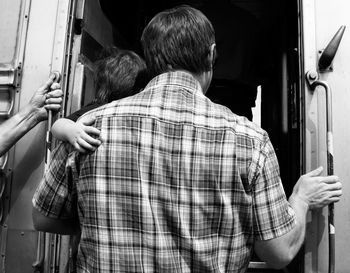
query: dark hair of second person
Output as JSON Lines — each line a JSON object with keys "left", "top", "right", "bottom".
{"left": 93, "top": 48, "right": 147, "bottom": 104}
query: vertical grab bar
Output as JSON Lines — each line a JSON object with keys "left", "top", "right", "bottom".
{"left": 32, "top": 72, "right": 61, "bottom": 273}
{"left": 45, "top": 71, "right": 61, "bottom": 164}
{"left": 32, "top": 231, "right": 45, "bottom": 272}
{"left": 306, "top": 71, "right": 335, "bottom": 273}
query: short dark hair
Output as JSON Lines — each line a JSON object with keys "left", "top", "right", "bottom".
{"left": 93, "top": 47, "right": 147, "bottom": 104}
{"left": 141, "top": 5, "right": 215, "bottom": 78}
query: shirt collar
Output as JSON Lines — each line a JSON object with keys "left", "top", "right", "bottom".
{"left": 144, "top": 71, "right": 205, "bottom": 97}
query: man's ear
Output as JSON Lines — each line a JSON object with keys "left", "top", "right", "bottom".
{"left": 209, "top": 43, "right": 217, "bottom": 69}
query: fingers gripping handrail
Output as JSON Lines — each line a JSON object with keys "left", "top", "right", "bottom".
{"left": 306, "top": 71, "right": 335, "bottom": 273}
{"left": 32, "top": 71, "right": 61, "bottom": 273}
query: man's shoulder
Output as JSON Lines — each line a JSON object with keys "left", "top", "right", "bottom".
{"left": 208, "top": 101, "right": 267, "bottom": 142}
{"left": 78, "top": 96, "right": 141, "bottom": 120}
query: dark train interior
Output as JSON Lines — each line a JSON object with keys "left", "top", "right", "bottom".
{"left": 97, "top": 0, "right": 303, "bottom": 271}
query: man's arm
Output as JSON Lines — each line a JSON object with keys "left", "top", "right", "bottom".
{"left": 0, "top": 76, "right": 63, "bottom": 157}
{"left": 32, "top": 206, "right": 80, "bottom": 235}
{"left": 32, "top": 142, "right": 80, "bottom": 236}
{"left": 254, "top": 167, "right": 342, "bottom": 269}
{"left": 0, "top": 105, "right": 42, "bottom": 157}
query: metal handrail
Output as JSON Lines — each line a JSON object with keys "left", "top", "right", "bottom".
{"left": 306, "top": 71, "right": 335, "bottom": 273}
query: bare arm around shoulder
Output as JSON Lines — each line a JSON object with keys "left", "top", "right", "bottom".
{"left": 254, "top": 166, "right": 342, "bottom": 269}
{"left": 32, "top": 206, "right": 80, "bottom": 235}
{"left": 51, "top": 115, "right": 101, "bottom": 153}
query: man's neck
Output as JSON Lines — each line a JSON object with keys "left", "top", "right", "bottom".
{"left": 174, "top": 70, "right": 211, "bottom": 95}
{"left": 192, "top": 71, "right": 212, "bottom": 95}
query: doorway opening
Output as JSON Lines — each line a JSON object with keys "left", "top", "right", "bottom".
{"left": 92, "top": 0, "right": 304, "bottom": 271}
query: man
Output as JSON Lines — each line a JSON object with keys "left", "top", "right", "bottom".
{"left": 32, "top": 6, "right": 342, "bottom": 272}
{"left": 0, "top": 74, "right": 63, "bottom": 157}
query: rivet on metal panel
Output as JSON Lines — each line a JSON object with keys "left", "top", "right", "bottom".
{"left": 307, "top": 71, "right": 319, "bottom": 82}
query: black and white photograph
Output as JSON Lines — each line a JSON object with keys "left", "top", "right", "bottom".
{"left": 0, "top": 0, "right": 348, "bottom": 272}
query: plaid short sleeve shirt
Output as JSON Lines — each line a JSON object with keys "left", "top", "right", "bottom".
{"left": 33, "top": 71, "right": 295, "bottom": 273}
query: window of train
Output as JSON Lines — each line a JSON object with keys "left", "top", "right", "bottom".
{"left": 0, "top": 0, "right": 22, "bottom": 66}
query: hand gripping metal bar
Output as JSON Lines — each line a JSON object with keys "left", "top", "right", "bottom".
{"left": 306, "top": 71, "right": 335, "bottom": 273}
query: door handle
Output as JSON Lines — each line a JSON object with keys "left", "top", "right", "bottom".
{"left": 306, "top": 71, "right": 333, "bottom": 135}
{"left": 32, "top": 72, "right": 61, "bottom": 273}
{"left": 45, "top": 71, "right": 61, "bottom": 167}
{"left": 306, "top": 70, "right": 335, "bottom": 273}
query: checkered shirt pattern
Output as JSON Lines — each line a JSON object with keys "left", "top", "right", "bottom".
{"left": 33, "top": 71, "right": 295, "bottom": 273}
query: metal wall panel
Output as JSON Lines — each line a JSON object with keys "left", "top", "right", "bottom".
{"left": 3, "top": 0, "right": 71, "bottom": 272}
{"left": 0, "top": 0, "right": 22, "bottom": 65}
{"left": 313, "top": 1, "right": 350, "bottom": 272}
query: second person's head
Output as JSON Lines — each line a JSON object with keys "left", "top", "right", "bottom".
{"left": 94, "top": 48, "right": 147, "bottom": 104}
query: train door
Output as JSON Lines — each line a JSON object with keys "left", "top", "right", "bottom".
{"left": 301, "top": 0, "right": 349, "bottom": 273}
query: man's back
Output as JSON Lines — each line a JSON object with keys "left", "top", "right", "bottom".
{"left": 73, "top": 71, "right": 294, "bottom": 272}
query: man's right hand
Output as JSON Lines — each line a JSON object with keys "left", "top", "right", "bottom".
{"left": 255, "top": 166, "right": 342, "bottom": 269}
{"left": 292, "top": 166, "right": 342, "bottom": 210}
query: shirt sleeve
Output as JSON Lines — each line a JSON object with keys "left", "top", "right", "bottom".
{"left": 32, "top": 141, "right": 78, "bottom": 219}
{"left": 252, "top": 133, "right": 296, "bottom": 240}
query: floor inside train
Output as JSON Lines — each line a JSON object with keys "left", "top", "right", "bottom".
{"left": 99, "top": 1, "right": 303, "bottom": 271}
